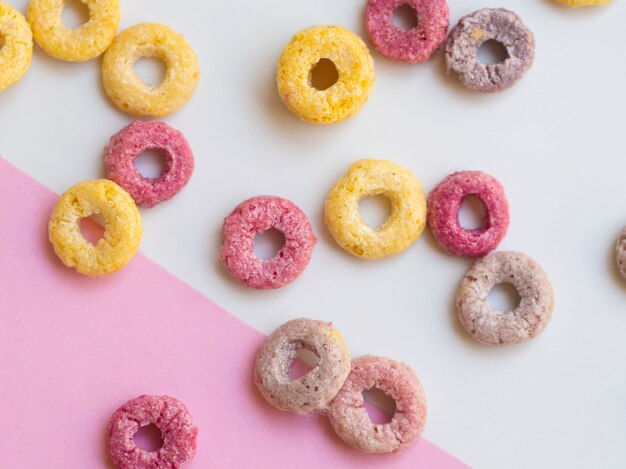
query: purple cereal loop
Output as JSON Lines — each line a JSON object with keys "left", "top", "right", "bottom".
{"left": 327, "top": 355, "right": 426, "bottom": 453}
{"left": 427, "top": 170, "right": 509, "bottom": 257}
{"left": 365, "top": 0, "right": 449, "bottom": 64}
{"left": 615, "top": 226, "right": 626, "bottom": 280}
{"left": 445, "top": 8, "right": 535, "bottom": 92}
{"left": 105, "top": 120, "right": 194, "bottom": 207}
{"left": 108, "top": 395, "right": 198, "bottom": 469}
{"left": 220, "top": 196, "right": 317, "bottom": 289}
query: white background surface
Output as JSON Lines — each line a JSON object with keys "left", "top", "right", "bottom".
{"left": 1, "top": 0, "right": 625, "bottom": 467}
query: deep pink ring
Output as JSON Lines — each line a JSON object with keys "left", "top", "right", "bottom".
{"left": 365, "top": 0, "right": 449, "bottom": 64}
{"left": 220, "top": 196, "right": 317, "bottom": 290}
{"left": 105, "top": 120, "right": 194, "bottom": 207}
{"left": 108, "top": 395, "right": 198, "bottom": 469}
{"left": 427, "top": 171, "right": 509, "bottom": 257}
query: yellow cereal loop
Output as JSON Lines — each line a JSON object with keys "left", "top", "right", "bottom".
{"left": 48, "top": 179, "right": 142, "bottom": 276}
{"left": 102, "top": 23, "right": 200, "bottom": 117}
{"left": 276, "top": 25, "right": 375, "bottom": 125}
{"left": 0, "top": 3, "right": 33, "bottom": 92}
{"left": 27, "top": 0, "right": 120, "bottom": 61}
{"left": 325, "top": 159, "right": 426, "bottom": 259}
{"left": 553, "top": 0, "right": 610, "bottom": 6}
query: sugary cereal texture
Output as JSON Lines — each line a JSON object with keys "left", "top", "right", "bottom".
{"left": 255, "top": 318, "right": 351, "bottom": 414}
{"left": 365, "top": 0, "right": 449, "bottom": 64}
{"left": 220, "top": 196, "right": 317, "bottom": 289}
{"left": 428, "top": 170, "right": 509, "bottom": 257}
{"left": 48, "top": 179, "right": 142, "bottom": 276}
{"left": 327, "top": 355, "right": 426, "bottom": 453}
{"left": 105, "top": 120, "right": 194, "bottom": 207}
{"left": 615, "top": 226, "right": 626, "bottom": 280}
{"left": 0, "top": 2, "right": 33, "bottom": 92}
{"left": 324, "top": 159, "right": 426, "bottom": 259}
{"left": 456, "top": 251, "right": 554, "bottom": 345}
{"left": 27, "top": 0, "right": 120, "bottom": 62}
{"left": 445, "top": 8, "right": 535, "bottom": 92}
{"left": 276, "top": 25, "right": 375, "bottom": 124}
{"left": 554, "top": 0, "right": 610, "bottom": 6}
{"left": 108, "top": 395, "right": 198, "bottom": 469}
{"left": 102, "top": 23, "right": 200, "bottom": 117}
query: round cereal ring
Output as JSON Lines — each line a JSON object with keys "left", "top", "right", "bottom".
{"left": 445, "top": 8, "right": 535, "bottom": 92}
{"left": 102, "top": 23, "right": 200, "bottom": 117}
{"left": 456, "top": 251, "right": 554, "bottom": 345}
{"left": 255, "top": 318, "right": 351, "bottom": 414}
{"left": 220, "top": 196, "right": 317, "bottom": 289}
{"left": 324, "top": 159, "right": 426, "bottom": 259}
{"left": 428, "top": 171, "right": 509, "bottom": 257}
{"left": 615, "top": 226, "right": 626, "bottom": 280}
{"left": 105, "top": 120, "right": 194, "bottom": 207}
{"left": 48, "top": 179, "right": 142, "bottom": 276}
{"left": 276, "top": 25, "right": 375, "bottom": 124}
{"left": 554, "top": 0, "right": 610, "bottom": 7}
{"left": 327, "top": 355, "right": 426, "bottom": 453}
{"left": 0, "top": 3, "right": 33, "bottom": 93}
{"left": 27, "top": 0, "right": 120, "bottom": 62}
{"left": 365, "top": 0, "right": 449, "bottom": 64}
{"left": 108, "top": 395, "right": 198, "bottom": 469}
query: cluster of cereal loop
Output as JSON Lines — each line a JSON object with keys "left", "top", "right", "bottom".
{"left": 255, "top": 319, "right": 427, "bottom": 453}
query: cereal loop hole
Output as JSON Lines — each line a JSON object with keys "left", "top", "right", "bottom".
{"left": 309, "top": 58, "right": 339, "bottom": 91}
{"left": 79, "top": 214, "right": 105, "bottom": 245}
{"left": 477, "top": 39, "right": 509, "bottom": 65}
{"left": 393, "top": 4, "right": 418, "bottom": 32}
{"left": 134, "top": 57, "right": 167, "bottom": 87}
{"left": 458, "top": 195, "right": 486, "bottom": 230}
{"left": 133, "top": 424, "right": 163, "bottom": 452}
{"left": 134, "top": 149, "right": 166, "bottom": 179}
{"left": 363, "top": 388, "right": 396, "bottom": 424}
{"left": 289, "top": 347, "right": 320, "bottom": 380}
{"left": 253, "top": 228, "right": 286, "bottom": 260}
{"left": 359, "top": 194, "right": 392, "bottom": 229}
{"left": 61, "top": 0, "right": 90, "bottom": 29}
{"left": 487, "top": 282, "right": 521, "bottom": 313}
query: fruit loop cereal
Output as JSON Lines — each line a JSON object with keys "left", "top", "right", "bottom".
{"left": 365, "top": 0, "right": 449, "bottom": 64}
{"left": 428, "top": 171, "right": 509, "bottom": 257}
{"left": 445, "top": 8, "right": 535, "bottom": 92}
{"left": 105, "top": 120, "right": 194, "bottom": 207}
{"left": 48, "top": 179, "right": 142, "bottom": 276}
{"left": 615, "top": 226, "right": 626, "bottom": 280}
{"left": 554, "top": 0, "right": 610, "bottom": 6}
{"left": 102, "top": 23, "right": 199, "bottom": 117}
{"left": 27, "top": 0, "right": 120, "bottom": 62}
{"left": 327, "top": 355, "right": 427, "bottom": 453}
{"left": 108, "top": 395, "right": 198, "bottom": 469}
{"left": 276, "top": 25, "right": 375, "bottom": 124}
{"left": 255, "top": 318, "right": 351, "bottom": 414}
{"left": 325, "top": 159, "right": 426, "bottom": 259}
{"left": 220, "top": 196, "right": 317, "bottom": 289}
{"left": 456, "top": 251, "right": 554, "bottom": 345}
{"left": 0, "top": 3, "right": 33, "bottom": 92}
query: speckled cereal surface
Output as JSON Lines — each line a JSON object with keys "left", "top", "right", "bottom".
{"left": 255, "top": 318, "right": 351, "bottom": 414}
{"left": 102, "top": 23, "right": 199, "bottom": 117}
{"left": 108, "top": 395, "right": 198, "bottom": 469}
{"left": 428, "top": 171, "right": 509, "bottom": 257}
{"left": 324, "top": 159, "right": 426, "bottom": 259}
{"left": 220, "top": 196, "right": 317, "bottom": 289}
{"left": 0, "top": 2, "right": 33, "bottom": 92}
{"left": 456, "top": 251, "right": 554, "bottom": 345}
{"left": 445, "top": 8, "right": 535, "bottom": 92}
{"left": 105, "top": 120, "right": 194, "bottom": 207}
{"left": 615, "top": 227, "right": 626, "bottom": 280}
{"left": 327, "top": 355, "right": 426, "bottom": 453}
{"left": 27, "top": 0, "right": 120, "bottom": 62}
{"left": 276, "top": 25, "right": 375, "bottom": 124}
{"left": 48, "top": 179, "right": 142, "bottom": 276}
{"left": 365, "top": 0, "right": 449, "bottom": 64}
{"left": 554, "top": 0, "right": 610, "bottom": 6}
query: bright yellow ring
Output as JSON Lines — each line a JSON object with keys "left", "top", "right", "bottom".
{"left": 0, "top": 3, "right": 33, "bottom": 92}
{"left": 27, "top": 0, "right": 120, "bottom": 61}
{"left": 102, "top": 23, "right": 200, "bottom": 117}
{"left": 48, "top": 179, "right": 142, "bottom": 276}
{"left": 324, "top": 159, "right": 426, "bottom": 259}
{"left": 553, "top": 0, "right": 610, "bottom": 6}
{"left": 276, "top": 25, "right": 375, "bottom": 125}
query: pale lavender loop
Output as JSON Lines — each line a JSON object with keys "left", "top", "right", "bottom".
{"left": 365, "top": 0, "right": 449, "bottom": 64}
{"left": 220, "top": 196, "right": 317, "bottom": 290}
{"left": 445, "top": 8, "right": 535, "bottom": 92}
{"left": 108, "top": 395, "right": 198, "bottom": 469}
{"left": 428, "top": 170, "right": 509, "bottom": 257}
{"left": 615, "top": 226, "right": 626, "bottom": 280}
{"left": 105, "top": 120, "right": 194, "bottom": 207}
{"left": 327, "top": 355, "right": 427, "bottom": 454}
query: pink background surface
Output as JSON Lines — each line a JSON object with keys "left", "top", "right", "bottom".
{"left": 0, "top": 158, "right": 467, "bottom": 468}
